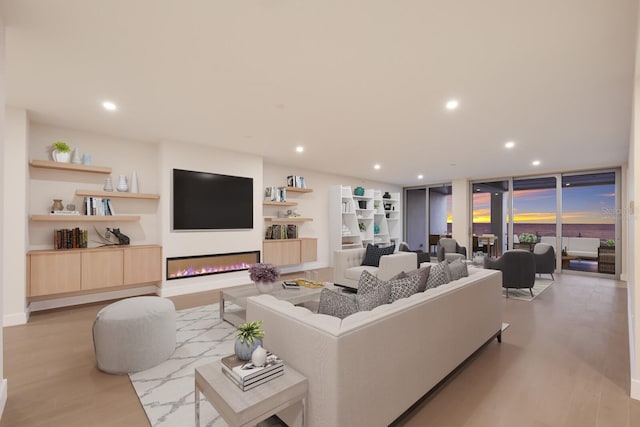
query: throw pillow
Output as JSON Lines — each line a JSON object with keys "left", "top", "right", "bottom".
{"left": 389, "top": 274, "right": 422, "bottom": 302}
{"left": 406, "top": 266, "right": 431, "bottom": 292}
{"left": 426, "top": 261, "right": 451, "bottom": 290}
{"left": 356, "top": 282, "right": 391, "bottom": 311}
{"left": 317, "top": 288, "right": 358, "bottom": 319}
{"left": 357, "top": 270, "right": 386, "bottom": 294}
{"left": 361, "top": 244, "right": 396, "bottom": 267}
{"left": 448, "top": 259, "right": 469, "bottom": 281}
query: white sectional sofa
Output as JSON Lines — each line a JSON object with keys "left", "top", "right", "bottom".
{"left": 333, "top": 247, "right": 417, "bottom": 288}
{"left": 246, "top": 267, "right": 503, "bottom": 427}
{"left": 539, "top": 236, "right": 600, "bottom": 259}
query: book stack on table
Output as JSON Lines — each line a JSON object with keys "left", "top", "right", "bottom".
{"left": 220, "top": 353, "right": 284, "bottom": 391}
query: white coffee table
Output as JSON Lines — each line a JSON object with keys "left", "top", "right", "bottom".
{"left": 195, "top": 359, "right": 307, "bottom": 427}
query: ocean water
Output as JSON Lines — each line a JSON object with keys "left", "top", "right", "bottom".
{"left": 469, "top": 223, "right": 614, "bottom": 241}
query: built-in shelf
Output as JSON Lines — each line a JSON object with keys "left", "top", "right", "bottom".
{"left": 30, "top": 160, "right": 111, "bottom": 174}
{"left": 284, "top": 187, "right": 313, "bottom": 193}
{"left": 264, "top": 217, "right": 313, "bottom": 223}
{"left": 76, "top": 189, "right": 160, "bottom": 200}
{"left": 263, "top": 201, "right": 298, "bottom": 206}
{"left": 30, "top": 215, "right": 140, "bottom": 222}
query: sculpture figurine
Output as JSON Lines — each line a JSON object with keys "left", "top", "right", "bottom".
{"left": 106, "top": 228, "right": 130, "bottom": 245}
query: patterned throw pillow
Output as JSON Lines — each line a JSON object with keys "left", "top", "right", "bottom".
{"left": 406, "top": 266, "right": 431, "bottom": 292}
{"left": 317, "top": 288, "right": 358, "bottom": 319}
{"left": 448, "top": 259, "right": 469, "bottom": 281}
{"left": 356, "top": 270, "right": 391, "bottom": 311}
{"left": 389, "top": 274, "right": 422, "bottom": 302}
{"left": 361, "top": 244, "right": 396, "bottom": 267}
{"left": 426, "top": 261, "right": 451, "bottom": 290}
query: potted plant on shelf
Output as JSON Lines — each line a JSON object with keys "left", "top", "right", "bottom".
{"left": 248, "top": 263, "right": 280, "bottom": 293}
{"left": 234, "top": 320, "right": 265, "bottom": 360}
{"left": 51, "top": 141, "right": 72, "bottom": 163}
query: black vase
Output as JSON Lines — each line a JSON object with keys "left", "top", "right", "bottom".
{"left": 383, "top": 192, "right": 391, "bottom": 199}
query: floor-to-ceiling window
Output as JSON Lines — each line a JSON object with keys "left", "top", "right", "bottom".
{"left": 512, "top": 176, "right": 557, "bottom": 251}
{"left": 472, "top": 180, "right": 509, "bottom": 257}
{"left": 404, "top": 184, "right": 451, "bottom": 255}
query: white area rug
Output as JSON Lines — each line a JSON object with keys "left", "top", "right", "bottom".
{"left": 129, "top": 303, "right": 236, "bottom": 427}
{"left": 502, "top": 278, "right": 553, "bottom": 301}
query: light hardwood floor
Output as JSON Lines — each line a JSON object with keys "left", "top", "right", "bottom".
{"left": 1, "top": 271, "right": 639, "bottom": 426}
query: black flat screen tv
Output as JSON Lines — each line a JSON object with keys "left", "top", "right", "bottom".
{"left": 172, "top": 168, "right": 253, "bottom": 230}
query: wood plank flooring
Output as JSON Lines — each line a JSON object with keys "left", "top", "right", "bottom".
{"left": 1, "top": 270, "right": 639, "bottom": 426}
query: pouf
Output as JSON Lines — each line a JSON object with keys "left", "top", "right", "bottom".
{"left": 93, "top": 296, "right": 176, "bottom": 374}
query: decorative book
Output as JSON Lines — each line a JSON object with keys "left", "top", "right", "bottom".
{"left": 221, "top": 353, "right": 284, "bottom": 391}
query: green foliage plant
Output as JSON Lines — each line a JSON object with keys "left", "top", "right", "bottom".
{"left": 518, "top": 233, "right": 537, "bottom": 243}
{"left": 235, "top": 320, "right": 265, "bottom": 344}
{"left": 53, "top": 141, "right": 71, "bottom": 152}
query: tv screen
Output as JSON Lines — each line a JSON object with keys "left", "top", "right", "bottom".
{"left": 172, "top": 168, "right": 253, "bottom": 230}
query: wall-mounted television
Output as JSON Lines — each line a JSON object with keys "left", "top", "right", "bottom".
{"left": 172, "top": 168, "right": 254, "bottom": 230}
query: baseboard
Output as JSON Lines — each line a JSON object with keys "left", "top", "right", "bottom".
{"left": 28, "top": 286, "right": 159, "bottom": 313}
{"left": 0, "top": 379, "right": 7, "bottom": 419}
{"left": 631, "top": 378, "right": 640, "bottom": 400}
{"left": 3, "top": 308, "right": 30, "bottom": 326}
{"left": 620, "top": 273, "right": 627, "bottom": 282}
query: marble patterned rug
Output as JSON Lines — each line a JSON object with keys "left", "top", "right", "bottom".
{"left": 129, "top": 303, "right": 236, "bottom": 427}
{"left": 502, "top": 278, "right": 553, "bottom": 301}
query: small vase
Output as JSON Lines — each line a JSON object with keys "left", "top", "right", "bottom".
{"left": 383, "top": 191, "right": 391, "bottom": 199}
{"left": 234, "top": 338, "right": 263, "bottom": 361}
{"left": 103, "top": 176, "right": 114, "bottom": 192}
{"left": 130, "top": 171, "right": 139, "bottom": 193}
{"left": 251, "top": 345, "right": 268, "bottom": 366}
{"left": 255, "top": 281, "right": 275, "bottom": 293}
{"left": 52, "top": 199, "right": 64, "bottom": 211}
{"left": 71, "top": 148, "right": 82, "bottom": 164}
{"left": 116, "top": 174, "right": 128, "bottom": 192}
{"left": 52, "top": 151, "right": 71, "bottom": 163}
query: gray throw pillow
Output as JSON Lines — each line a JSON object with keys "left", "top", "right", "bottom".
{"left": 426, "top": 261, "right": 451, "bottom": 290}
{"left": 389, "top": 274, "right": 422, "bottom": 302}
{"left": 405, "top": 266, "right": 431, "bottom": 292}
{"left": 317, "top": 288, "right": 358, "bottom": 319}
{"left": 361, "top": 244, "right": 396, "bottom": 267}
{"left": 356, "top": 283, "right": 391, "bottom": 311}
{"left": 448, "top": 259, "right": 468, "bottom": 281}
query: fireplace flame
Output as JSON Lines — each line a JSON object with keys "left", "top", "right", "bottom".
{"left": 168, "top": 262, "right": 253, "bottom": 279}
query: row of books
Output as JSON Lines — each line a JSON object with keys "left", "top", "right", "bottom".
{"left": 84, "top": 197, "right": 116, "bottom": 216}
{"left": 265, "top": 224, "right": 297, "bottom": 240}
{"left": 286, "top": 175, "right": 306, "bottom": 188}
{"left": 220, "top": 352, "right": 284, "bottom": 391}
{"left": 54, "top": 228, "right": 88, "bottom": 249}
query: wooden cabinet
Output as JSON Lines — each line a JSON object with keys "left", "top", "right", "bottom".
{"left": 262, "top": 238, "right": 318, "bottom": 266}
{"left": 27, "top": 245, "right": 162, "bottom": 297}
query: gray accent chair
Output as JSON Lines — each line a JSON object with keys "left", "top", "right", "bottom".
{"left": 533, "top": 243, "right": 555, "bottom": 280}
{"left": 436, "top": 238, "right": 467, "bottom": 262}
{"left": 484, "top": 249, "right": 536, "bottom": 297}
{"left": 398, "top": 241, "right": 430, "bottom": 267}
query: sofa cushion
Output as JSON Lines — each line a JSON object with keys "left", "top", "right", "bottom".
{"left": 426, "top": 261, "right": 451, "bottom": 289}
{"left": 389, "top": 274, "right": 422, "bottom": 302}
{"left": 356, "top": 271, "right": 391, "bottom": 310}
{"left": 317, "top": 288, "right": 358, "bottom": 319}
{"left": 361, "top": 244, "right": 396, "bottom": 267}
{"left": 344, "top": 265, "right": 379, "bottom": 281}
{"left": 448, "top": 259, "right": 468, "bottom": 281}
{"left": 391, "top": 266, "right": 431, "bottom": 292}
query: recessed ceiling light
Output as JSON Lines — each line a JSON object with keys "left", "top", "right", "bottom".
{"left": 417, "top": 174, "right": 424, "bottom": 180}
{"left": 295, "top": 146, "right": 304, "bottom": 153}
{"left": 532, "top": 160, "right": 541, "bottom": 166}
{"left": 102, "top": 101, "right": 117, "bottom": 111}
{"left": 445, "top": 99, "right": 459, "bottom": 110}
{"left": 505, "top": 141, "right": 515, "bottom": 149}
{"left": 374, "top": 164, "right": 381, "bottom": 170}
{"left": 476, "top": 188, "right": 481, "bottom": 192}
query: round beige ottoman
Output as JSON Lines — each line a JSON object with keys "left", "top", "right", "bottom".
{"left": 93, "top": 296, "right": 176, "bottom": 374}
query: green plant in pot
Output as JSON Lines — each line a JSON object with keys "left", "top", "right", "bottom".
{"left": 52, "top": 141, "right": 71, "bottom": 163}
{"left": 605, "top": 239, "right": 615, "bottom": 247}
{"left": 518, "top": 233, "right": 537, "bottom": 243}
{"left": 234, "top": 320, "right": 265, "bottom": 360}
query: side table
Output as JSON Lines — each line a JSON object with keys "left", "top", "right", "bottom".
{"left": 195, "top": 359, "right": 307, "bottom": 427}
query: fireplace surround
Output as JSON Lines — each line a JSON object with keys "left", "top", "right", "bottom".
{"left": 166, "top": 251, "right": 260, "bottom": 280}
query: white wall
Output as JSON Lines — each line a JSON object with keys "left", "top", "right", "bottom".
{"left": 0, "top": 15, "right": 7, "bottom": 416}
{"left": 3, "top": 107, "right": 28, "bottom": 326}
{"left": 451, "top": 179, "right": 470, "bottom": 255}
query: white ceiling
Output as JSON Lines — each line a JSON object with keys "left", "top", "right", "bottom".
{"left": 1, "top": 1, "right": 637, "bottom": 185}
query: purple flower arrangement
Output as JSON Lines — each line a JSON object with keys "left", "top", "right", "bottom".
{"left": 248, "top": 263, "right": 280, "bottom": 283}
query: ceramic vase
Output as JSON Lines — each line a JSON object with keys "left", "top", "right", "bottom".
{"left": 251, "top": 345, "right": 268, "bottom": 366}
{"left": 255, "top": 281, "right": 275, "bottom": 293}
{"left": 71, "top": 148, "right": 82, "bottom": 164}
{"left": 234, "top": 338, "right": 263, "bottom": 361}
{"left": 104, "top": 176, "right": 114, "bottom": 192}
{"left": 116, "top": 174, "right": 128, "bottom": 192}
{"left": 130, "top": 171, "right": 139, "bottom": 193}
{"left": 52, "top": 151, "right": 71, "bottom": 163}
{"left": 52, "top": 199, "right": 64, "bottom": 211}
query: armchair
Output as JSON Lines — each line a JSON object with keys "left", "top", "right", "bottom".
{"left": 533, "top": 243, "right": 555, "bottom": 280}
{"left": 398, "top": 241, "right": 430, "bottom": 268}
{"left": 436, "top": 238, "right": 467, "bottom": 262}
{"left": 484, "top": 249, "right": 536, "bottom": 297}
{"left": 333, "top": 248, "right": 417, "bottom": 289}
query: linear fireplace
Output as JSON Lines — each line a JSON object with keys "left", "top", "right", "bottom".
{"left": 166, "top": 251, "right": 260, "bottom": 280}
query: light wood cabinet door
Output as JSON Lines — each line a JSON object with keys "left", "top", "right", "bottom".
{"left": 81, "top": 250, "right": 124, "bottom": 290}
{"left": 263, "top": 240, "right": 301, "bottom": 266}
{"left": 123, "top": 246, "right": 162, "bottom": 285}
{"left": 29, "top": 252, "right": 82, "bottom": 297}
{"left": 300, "top": 238, "right": 318, "bottom": 263}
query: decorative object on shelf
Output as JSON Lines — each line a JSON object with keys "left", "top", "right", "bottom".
{"left": 374, "top": 223, "right": 380, "bottom": 234}
{"left": 248, "top": 263, "right": 280, "bottom": 293}
{"left": 287, "top": 175, "right": 306, "bottom": 188}
{"left": 51, "top": 141, "right": 71, "bottom": 163}
{"left": 130, "top": 171, "right": 139, "bottom": 193}
{"left": 354, "top": 186, "right": 365, "bottom": 196}
{"left": 52, "top": 199, "right": 64, "bottom": 212}
{"left": 71, "top": 147, "right": 82, "bottom": 164}
{"left": 95, "top": 227, "right": 130, "bottom": 245}
{"left": 234, "top": 320, "right": 265, "bottom": 360}
{"left": 82, "top": 153, "right": 92, "bottom": 165}
{"left": 116, "top": 174, "right": 129, "bottom": 192}
{"left": 359, "top": 222, "right": 367, "bottom": 231}
{"left": 104, "top": 176, "right": 114, "bottom": 192}
{"left": 264, "top": 186, "right": 280, "bottom": 202}
{"left": 251, "top": 345, "right": 268, "bottom": 366}
{"left": 66, "top": 204, "right": 76, "bottom": 211}
{"left": 358, "top": 200, "right": 367, "bottom": 209}
{"left": 383, "top": 191, "right": 391, "bottom": 199}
